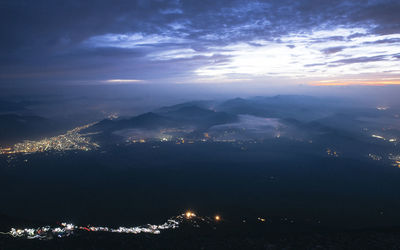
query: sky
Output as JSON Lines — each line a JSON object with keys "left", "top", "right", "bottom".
{"left": 1, "top": 0, "right": 400, "bottom": 87}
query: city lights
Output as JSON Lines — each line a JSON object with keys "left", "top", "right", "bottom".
{"left": 0, "top": 123, "right": 99, "bottom": 155}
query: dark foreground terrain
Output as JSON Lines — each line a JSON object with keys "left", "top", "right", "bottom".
{"left": 1, "top": 140, "right": 400, "bottom": 249}
{"left": 2, "top": 223, "right": 400, "bottom": 249}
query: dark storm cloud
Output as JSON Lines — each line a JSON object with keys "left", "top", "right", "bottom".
{"left": 0, "top": 0, "right": 399, "bottom": 83}
{"left": 350, "top": 0, "right": 400, "bottom": 35}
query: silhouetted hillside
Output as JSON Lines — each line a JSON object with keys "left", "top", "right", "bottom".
{"left": 0, "top": 114, "right": 57, "bottom": 145}
{"left": 90, "top": 106, "right": 238, "bottom": 133}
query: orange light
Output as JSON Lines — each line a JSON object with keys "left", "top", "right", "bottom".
{"left": 185, "top": 211, "right": 195, "bottom": 219}
{"left": 215, "top": 215, "right": 221, "bottom": 221}
{"left": 309, "top": 80, "right": 400, "bottom": 86}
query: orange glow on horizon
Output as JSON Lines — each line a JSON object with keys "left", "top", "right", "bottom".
{"left": 310, "top": 80, "right": 400, "bottom": 86}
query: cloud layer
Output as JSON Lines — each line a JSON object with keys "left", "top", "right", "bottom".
{"left": 1, "top": 0, "right": 400, "bottom": 85}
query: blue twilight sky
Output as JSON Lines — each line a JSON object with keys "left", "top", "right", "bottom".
{"left": 1, "top": 0, "right": 400, "bottom": 87}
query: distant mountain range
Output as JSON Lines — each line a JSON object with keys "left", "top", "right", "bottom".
{"left": 89, "top": 105, "right": 238, "bottom": 133}
{"left": 88, "top": 95, "right": 346, "bottom": 133}
{"left": 2, "top": 95, "right": 396, "bottom": 146}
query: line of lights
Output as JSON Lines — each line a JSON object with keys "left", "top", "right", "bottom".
{"left": 0, "top": 212, "right": 222, "bottom": 240}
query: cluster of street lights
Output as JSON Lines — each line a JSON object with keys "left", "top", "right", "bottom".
{"left": 1, "top": 211, "right": 222, "bottom": 240}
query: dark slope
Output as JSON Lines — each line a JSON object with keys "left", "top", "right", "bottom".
{"left": 155, "top": 100, "right": 214, "bottom": 114}
{"left": 89, "top": 106, "right": 238, "bottom": 133}
{"left": 89, "top": 112, "right": 175, "bottom": 132}
{"left": 163, "top": 106, "right": 237, "bottom": 128}
{"left": 0, "top": 114, "right": 58, "bottom": 145}
{"left": 216, "top": 95, "right": 343, "bottom": 121}
{"left": 0, "top": 101, "right": 28, "bottom": 112}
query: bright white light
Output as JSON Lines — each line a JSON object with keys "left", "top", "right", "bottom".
{"left": 195, "top": 27, "right": 400, "bottom": 81}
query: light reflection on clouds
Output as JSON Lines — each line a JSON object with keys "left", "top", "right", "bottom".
{"left": 83, "top": 26, "right": 400, "bottom": 85}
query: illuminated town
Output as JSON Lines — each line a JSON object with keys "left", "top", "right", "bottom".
{"left": 0, "top": 122, "right": 100, "bottom": 155}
